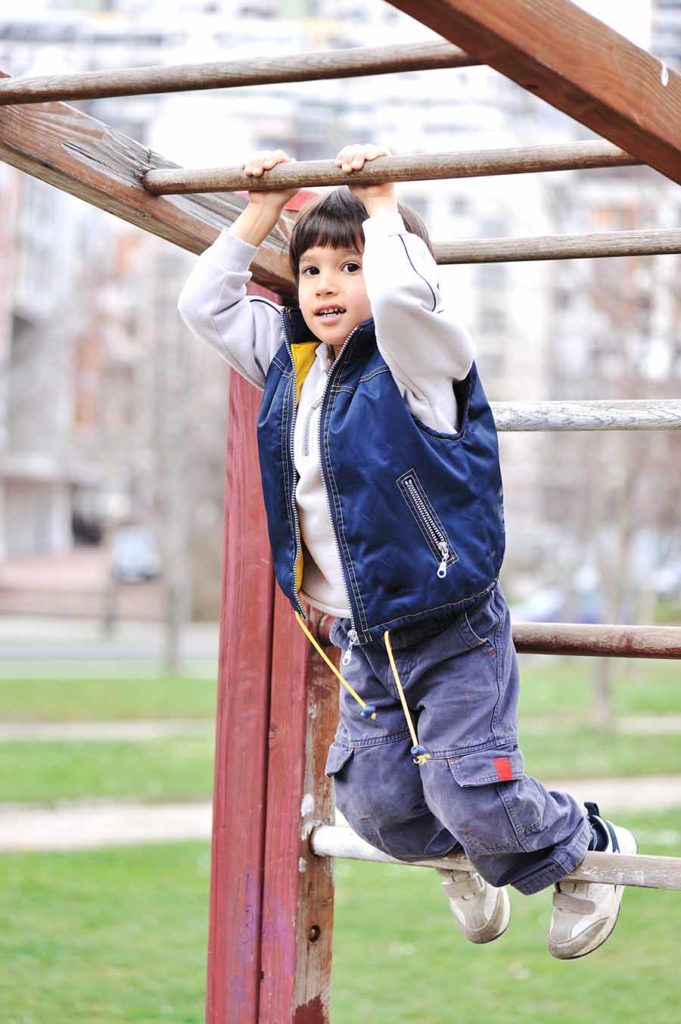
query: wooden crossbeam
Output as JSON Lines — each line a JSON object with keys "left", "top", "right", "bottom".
{"left": 311, "top": 826, "right": 681, "bottom": 891}
{"left": 435, "top": 229, "right": 681, "bottom": 263}
{"left": 513, "top": 623, "right": 681, "bottom": 659}
{"left": 0, "top": 42, "right": 477, "bottom": 104}
{"left": 142, "top": 140, "right": 638, "bottom": 195}
{"left": 491, "top": 400, "right": 681, "bottom": 432}
{"left": 387, "top": 0, "right": 681, "bottom": 184}
{"left": 0, "top": 69, "right": 295, "bottom": 295}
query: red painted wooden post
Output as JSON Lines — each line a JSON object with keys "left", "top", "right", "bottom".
{"left": 206, "top": 276, "right": 338, "bottom": 1023}
{"left": 205, "top": 287, "right": 276, "bottom": 1024}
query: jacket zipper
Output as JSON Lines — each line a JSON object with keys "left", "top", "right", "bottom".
{"left": 317, "top": 326, "right": 362, "bottom": 663}
{"left": 282, "top": 315, "right": 362, "bottom": 644}
{"left": 399, "top": 473, "right": 453, "bottom": 579}
{"left": 282, "top": 313, "right": 307, "bottom": 617}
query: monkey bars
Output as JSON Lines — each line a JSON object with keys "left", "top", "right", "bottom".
{"left": 141, "top": 140, "right": 640, "bottom": 194}
{"left": 435, "top": 229, "right": 681, "bottom": 263}
{"left": 0, "top": 41, "right": 477, "bottom": 103}
{"left": 311, "top": 825, "right": 681, "bottom": 891}
{"left": 1, "top": 1, "right": 681, "bottom": 1022}
{"left": 388, "top": 0, "right": 681, "bottom": 186}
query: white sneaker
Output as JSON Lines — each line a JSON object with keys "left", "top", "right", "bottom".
{"left": 438, "top": 867, "right": 511, "bottom": 944}
{"left": 548, "top": 802, "right": 638, "bottom": 960}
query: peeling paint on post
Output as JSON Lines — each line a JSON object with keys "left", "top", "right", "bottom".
{"left": 294, "top": 995, "right": 326, "bottom": 1024}
{"left": 259, "top": 597, "right": 338, "bottom": 1023}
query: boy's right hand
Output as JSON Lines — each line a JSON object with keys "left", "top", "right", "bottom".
{"left": 229, "top": 149, "right": 299, "bottom": 247}
{"left": 243, "top": 149, "right": 299, "bottom": 211}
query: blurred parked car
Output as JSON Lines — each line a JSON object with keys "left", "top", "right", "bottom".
{"left": 509, "top": 582, "right": 605, "bottom": 624}
{"left": 508, "top": 587, "right": 565, "bottom": 622}
{"left": 653, "top": 562, "right": 681, "bottom": 600}
{"left": 110, "top": 526, "right": 162, "bottom": 583}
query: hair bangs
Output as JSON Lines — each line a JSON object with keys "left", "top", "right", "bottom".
{"left": 288, "top": 185, "right": 435, "bottom": 283}
{"left": 289, "top": 188, "right": 365, "bottom": 280}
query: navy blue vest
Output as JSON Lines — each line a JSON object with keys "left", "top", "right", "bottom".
{"left": 256, "top": 309, "right": 506, "bottom": 645}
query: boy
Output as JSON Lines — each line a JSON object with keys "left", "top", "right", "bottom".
{"left": 177, "top": 143, "right": 637, "bottom": 958}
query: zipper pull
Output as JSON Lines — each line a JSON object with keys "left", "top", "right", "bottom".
{"left": 437, "top": 541, "right": 449, "bottom": 579}
{"left": 342, "top": 628, "right": 359, "bottom": 666}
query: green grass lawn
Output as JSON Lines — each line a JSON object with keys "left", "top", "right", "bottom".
{"left": 0, "top": 842, "right": 209, "bottom": 1024}
{"left": 3, "top": 726, "right": 681, "bottom": 805}
{"left": 520, "top": 729, "right": 681, "bottom": 778}
{"left": 0, "top": 737, "right": 214, "bottom": 804}
{"left": 0, "top": 657, "right": 678, "bottom": 724}
{"left": 1, "top": 810, "right": 680, "bottom": 1024}
{"left": 517, "top": 656, "right": 681, "bottom": 717}
{"left": 0, "top": 658, "right": 680, "bottom": 804}
{"left": 0, "top": 676, "right": 216, "bottom": 722}
{"left": 1, "top": 656, "right": 680, "bottom": 1021}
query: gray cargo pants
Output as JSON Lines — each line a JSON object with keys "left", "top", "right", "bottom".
{"left": 327, "top": 582, "right": 592, "bottom": 895}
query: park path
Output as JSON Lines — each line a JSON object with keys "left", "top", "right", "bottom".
{"left": 0, "top": 720, "right": 214, "bottom": 741}
{"left": 2, "top": 714, "right": 681, "bottom": 742}
{"left": 1, "top": 775, "right": 680, "bottom": 853}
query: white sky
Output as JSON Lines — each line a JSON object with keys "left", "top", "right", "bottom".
{"left": 573, "top": 0, "right": 652, "bottom": 48}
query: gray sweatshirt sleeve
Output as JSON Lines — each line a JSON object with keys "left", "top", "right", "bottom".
{"left": 361, "top": 212, "right": 475, "bottom": 433}
{"left": 176, "top": 229, "right": 283, "bottom": 391}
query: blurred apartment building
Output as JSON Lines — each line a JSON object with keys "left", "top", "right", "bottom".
{"left": 0, "top": 0, "right": 677, "bottom": 611}
{"left": 652, "top": 0, "right": 681, "bottom": 68}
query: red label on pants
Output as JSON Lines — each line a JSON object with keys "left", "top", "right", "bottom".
{"left": 493, "top": 756, "right": 513, "bottom": 781}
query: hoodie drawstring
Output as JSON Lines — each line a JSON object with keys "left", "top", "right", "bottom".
{"left": 295, "top": 613, "right": 431, "bottom": 764}
{"left": 295, "top": 612, "right": 376, "bottom": 720}
{"left": 383, "top": 629, "right": 431, "bottom": 766}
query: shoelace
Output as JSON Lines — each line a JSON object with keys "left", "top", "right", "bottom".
{"left": 295, "top": 612, "right": 430, "bottom": 764}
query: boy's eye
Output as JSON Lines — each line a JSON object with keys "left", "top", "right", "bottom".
{"left": 301, "top": 266, "right": 319, "bottom": 276}
{"left": 343, "top": 262, "right": 361, "bottom": 273}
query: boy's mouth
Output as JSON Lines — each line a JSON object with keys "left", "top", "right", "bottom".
{"left": 315, "top": 305, "right": 346, "bottom": 322}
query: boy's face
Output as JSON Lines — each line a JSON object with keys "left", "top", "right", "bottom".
{"left": 297, "top": 244, "right": 372, "bottom": 352}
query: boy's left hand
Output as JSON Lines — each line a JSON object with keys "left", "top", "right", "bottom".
{"left": 335, "top": 144, "right": 397, "bottom": 214}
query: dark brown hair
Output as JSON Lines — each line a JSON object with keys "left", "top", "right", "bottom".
{"left": 288, "top": 186, "right": 435, "bottom": 281}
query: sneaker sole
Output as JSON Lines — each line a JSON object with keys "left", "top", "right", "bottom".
{"left": 460, "top": 886, "right": 511, "bottom": 944}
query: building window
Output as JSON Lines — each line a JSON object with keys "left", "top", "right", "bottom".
{"left": 478, "top": 306, "right": 507, "bottom": 333}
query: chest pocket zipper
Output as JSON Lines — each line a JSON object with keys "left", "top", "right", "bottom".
{"left": 397, "top": 469, "right": 459, "bottom": 579}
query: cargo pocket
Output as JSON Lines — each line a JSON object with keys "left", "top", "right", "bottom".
{"left": 446, "top": 745, "right": 544, "bottom": 854}
{"left": 447, "top": 745, "right": 525, "bottom": 787}
{"left": 325, "top": 741, "right": 354, "bottom": 778}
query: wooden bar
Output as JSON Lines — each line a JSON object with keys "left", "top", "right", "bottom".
{"left": 435, "top": 228, "right": 681, "bottom": 263}
{"left": 491, "top": 399, "right": 681, "bottom": 432}
{"left": 206, "top": 362, "right": 275, "bottom": 1024}
{"left": 259, "top": 598, "right": 337, "bottom": 1024}
{"left": 142, "top": 140, "right": 638, "bottom": 195}
{"left": 512, "top": 622, "right": 681, "bottom": 659}
{"left": 0, "top": 42, "right": 477, "bottom": 104}
{"left": 311, "top": 826, "right": 681, "bottom": 891}
{"left": 387, "top": 0, "right": 681, "bottom": 185}
{"left": 0, "top": 68, "right": 294, "bottom": 295}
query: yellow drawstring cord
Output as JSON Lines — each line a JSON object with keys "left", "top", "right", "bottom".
{"left": 294, "top": 612, "right": 377, "bottom": 720}
{"left": 384, "top": 630, "right": 431, "bottom": 766}
{"left": 294, "top": 613, "right": 431, "bottom": 763}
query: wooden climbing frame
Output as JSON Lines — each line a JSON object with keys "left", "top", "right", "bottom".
{"left": 1, "top": 1, "right": 681, "bottom": 1021}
